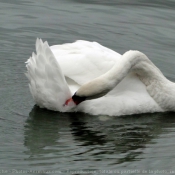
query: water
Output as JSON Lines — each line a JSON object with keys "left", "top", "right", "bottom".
{"left": 1, "top": 0, "right": 175, "bottom": 174}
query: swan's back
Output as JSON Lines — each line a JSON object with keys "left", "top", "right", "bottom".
{"left": 50, "top": 40, "right": 121, "bottom": 85}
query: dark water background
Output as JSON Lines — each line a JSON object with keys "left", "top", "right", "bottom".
{"left": 1, "top": 0, "right": 175, "bottom": 174}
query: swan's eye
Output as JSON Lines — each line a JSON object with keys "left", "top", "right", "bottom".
{"left": 72, "top": 93, "right": 86, "bottom": 105}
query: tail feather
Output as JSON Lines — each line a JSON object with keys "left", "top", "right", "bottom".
{"left": 26, "top": 38, "right": 72, "bottom": 111}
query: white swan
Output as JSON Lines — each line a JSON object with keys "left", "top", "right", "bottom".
{"left": 25, "top": 39, "right": 175, "bottom": 116}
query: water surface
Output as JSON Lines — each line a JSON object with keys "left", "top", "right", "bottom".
{"left": 1, "top": 0, "right": 175, "bottom": 174}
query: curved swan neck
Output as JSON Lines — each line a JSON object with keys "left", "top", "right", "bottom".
{"left": 108, "top": 50, "right": 167, "bottom": 86}
{"left": 76, "top": 50, "right": 168, "bottom": 100}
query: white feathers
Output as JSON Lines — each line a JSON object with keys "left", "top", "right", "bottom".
{"left": 50, "top": 40, "right": 120, "bottom": 85}
{"left": 26, "top": 38, "right": 72, "bottom": 112}
{"left": 26, "top": 39, "right": 175, "bottom": 116}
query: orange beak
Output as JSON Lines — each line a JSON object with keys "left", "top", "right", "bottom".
{"left": 64, "top": 98, "right": 74, "bottom": 106}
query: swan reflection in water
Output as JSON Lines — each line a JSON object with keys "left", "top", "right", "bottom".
{"left": 24, "top": 106, "right": 175, "bottom": 167}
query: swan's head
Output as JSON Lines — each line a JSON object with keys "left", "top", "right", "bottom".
{"left": 65, "top": 91, "right": 107, "bottom": 106}
{"left": 72, "top": 87, "right": 109, "bottom": 105}
{"left": 64, "top": 94, "right": 86, "bottom": 106}
{"left": 65, "top": 77, "right": 113, "bottom": 106}
{"left": 72, "top": 93, "right": 87, "bottom": 105}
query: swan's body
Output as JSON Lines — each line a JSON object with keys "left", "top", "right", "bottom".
{"left": 25, "top": 39, "right": 175, "bottom": 116}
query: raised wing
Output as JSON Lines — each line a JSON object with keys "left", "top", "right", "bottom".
{"left": 26, "top": 39, "right": 72, "bottom": 111}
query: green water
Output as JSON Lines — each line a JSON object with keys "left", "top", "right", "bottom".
{"left": 1, "top": 0, "right": 175, "bottom": 174}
